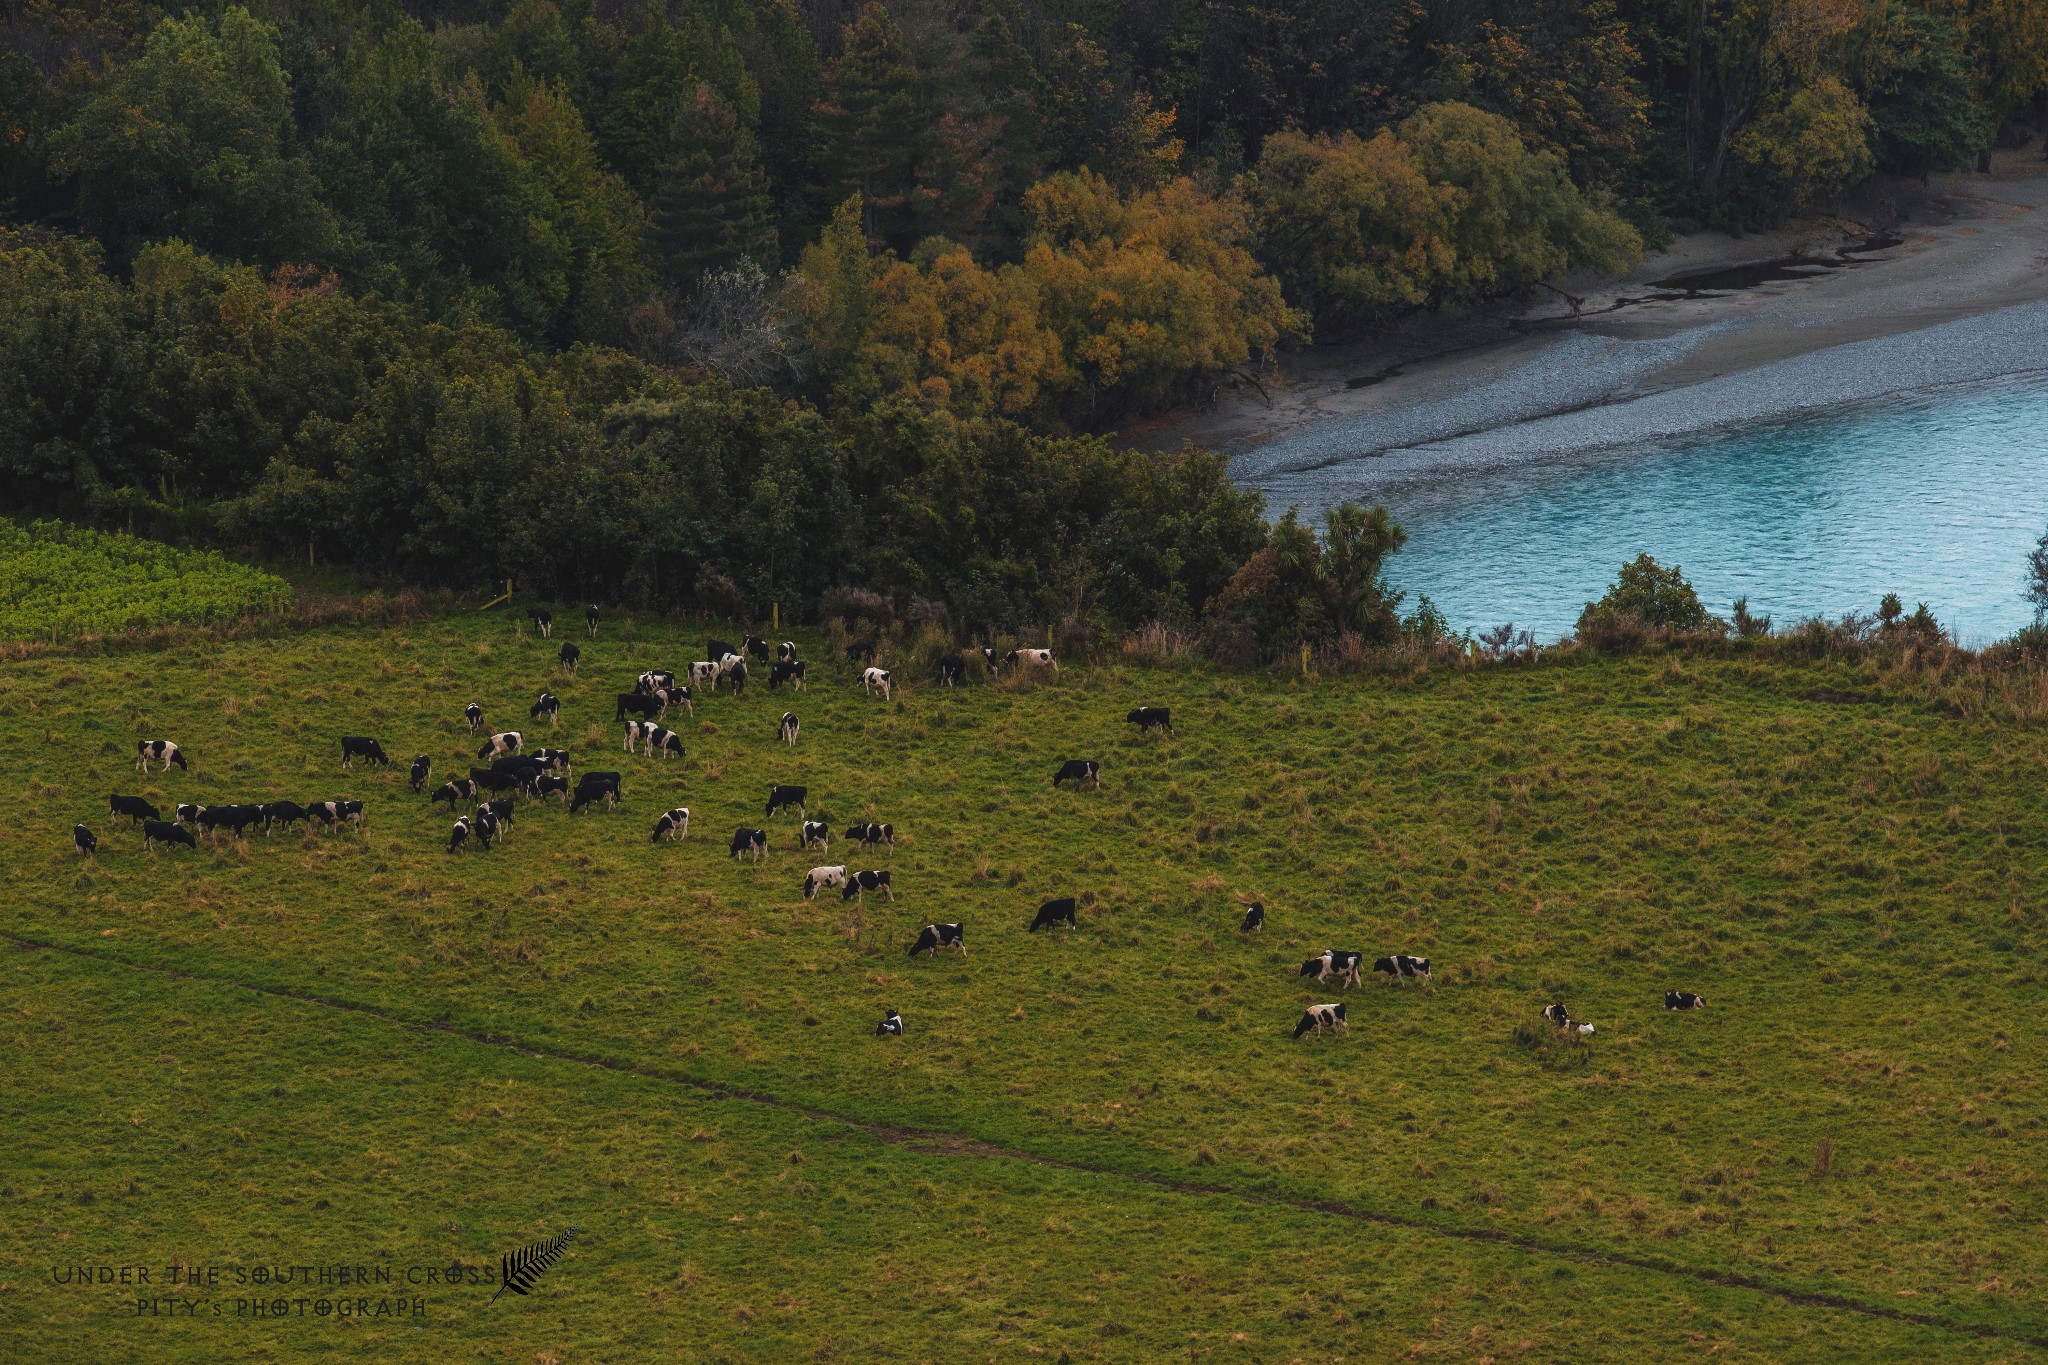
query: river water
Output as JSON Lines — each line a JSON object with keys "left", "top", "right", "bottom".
{"left": 1370, "top": 378, "right": 2048, "bottom": 646}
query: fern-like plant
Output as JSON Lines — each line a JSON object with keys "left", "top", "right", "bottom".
{"left": 489, "top": 1226, "right": 579, "bottom": 1305}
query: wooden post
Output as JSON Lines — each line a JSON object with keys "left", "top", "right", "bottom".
{"left": 773, "top": 602, "right": 780, "bottom": 630}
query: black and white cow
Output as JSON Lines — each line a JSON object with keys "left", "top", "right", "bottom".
{"left": 845, "top": 821, "right": 894, "bottom": 855}
{"left": 937, "top": 654, "right": 964, "bottom": 687}
{"left": 722, "top": 658, "right": 750, "bottom": 694}
{"left": 175, "top": 803, "right": 201, "bottom": 825}
{"left": 534, "top": 774, "right": 571, "bottom": 804}
{"left": 306, "top": 799, "right": 365, "bottom": 831}
{"left": 559, "top": 643, "right": 581, "bottom": 673}
{"left": 108, "top": 794, "right": 160, "bottom": 826}
{"left": 432, "top": 777, "right": 480, "bottom": 808}
{"left": 802, "top": 865, "right": 847, "bottom": 899}
{"left": 644, "top": 725, "right": 685, "bottom": 758}
{"left": 1239, "top": 902, "right": 1265, "bottom": 934}
{"left": 340, "top": 736, "right": 390, "bottom": 768}
{"left": 480, "top": 797, "right": 515, "bottom": 837}
{"left": 650, "top": 808, "right": 690, "bottom": 842}
{"left": 1298, "top": 950, "right": 1365, "bottom": 988}
{"left": 729, "top": 827, "right": 768, "bottom": 861}
{"left": 1665, "top": 991, "right": 1707, "bottom": 1011}
{"left": 586, "top": 604, "right": 600, "bottom": 637}
{"left": 260, "top": 800, "right": 307, "bottom": 834}
{"left": 875, "top": 1009, "right": 903, "bottom": 1037}
{"left": 800, "top": 820, "right": 831, "bottom": 851}
{"left": 465, "top": 702, "right": 484, "bottom": 731}
{"left": 1029, "top": 897, "right": 1077, "bottom": 932}
{"left": 1374, "top": 954, "right": 1431, "bottom": 985}
{"left": 779, "top": 712, "right": 800, "bottom": 744}
{"left": 844, "top": 639, "right": 876, "bottom": 664}
{"left": 1052, "top": 760, "right": 1100, "bottom": 790}
{"left": 768, "top": 660, "right": 806, "bottom": 690}
{"left": 706, "top": 638, "right": 737, "bottom": 664}
{"left": 744, "top": 635, "right": 770, "bottom": 662}
{"left": 570, "top": 772, "right": 622, "bottom": 813}
{"left": 980, "top": 645, "right": 997, "bottom": 673}
{"left": 616, "top": 692, "right": 664, "bottom": 722}
{"left": 1542, "top": 1002, "right": 1595, "bottom": 1035}
{"left": 1125, "top": 706, "right": 1173, "bottom": 735}
{"left": 532, "top": 748, "right": 572, "bottom": 773}
{"left": 907, "top": 922, "right": 965, "bottom": 957}
{"left": 529, "top": 607, "right": 553, "bottom": 638}
{"left": 861, "top": 667, "right": 892, "bottom": 700}
{"left": 655, "top": 684, "right": 693, "bottom": 716}
{"left": 766, "top": 785, "right": 807, "bottom": 818}
{"left": 409, "top": 755, "right": 432, "bottom": 792}
{"left": 477, "top": 731, "right": 522, "bottom": 760}
{"left": 622, "top": 720, "right": 648, "bottom": 753}
{"left": 447, "top": 817, "right": 471, "bottom": 854}
{"left": 841, "top": 869, "right": 894, "bottom": 903}
{"left": 688, "top": 660, "right": 721, "bottom": 689}
{"left": 638, "top": 669, "right": 677, "bottom": 695}
{"left": 143, "top": 818, "right": 196, "bottom": 851}
{"left": 530, "top": 692, "right": 559, "bottom": 725}
{"left": 73, "top": 824, "right": 97, "bottom": 856}
{"left": 135, "top": 740, "right": 188, "bottom": 772}
{"left": 1292, "top": 1002, "right": 1348, "bottom": 1040}
{"left": 1007, "top": 648, "right": 1057, "bottom": 675}
{"left": 777, "top": 641, "right": 798, "bottom": 662}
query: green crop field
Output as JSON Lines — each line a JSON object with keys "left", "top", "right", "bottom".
{"left": 0, "top": 520, "right": 295, "bottom": 641}
{"left": 4, "top": 608, "right": 2047, "bottom": 1362}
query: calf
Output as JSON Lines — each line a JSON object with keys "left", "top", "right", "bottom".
{"left": 340, "top": 736, "right": 390, "bottom": 768}
{"left": 1298, "top": 950, "right": 1365, "bottom": 988}
{"left": 534, "top": 774, "right": 571, "bottom": 804}
{"left": 777, "top": 641, "right": 798, "bottom": 662}
{"left": 108, "top": 794, "right": 160, "bottom": 827}
{"left": 650, "top": 808, "right": 690, "bottom": 842}
{"left": 135, "top": 740, "right": 188, "bottom": 772}
{"left": 447, "top": 817, "right": 470, "bottom": 854}
{"left": 586, "top": 604, "right": 600, "bottom": 637}
{"left": 841, "top": 868, "right": 893, "bottom": 903}
{"left": 477, "top": 731, "right": 522, "bottom": 760}
{"left": 768, "top": 660, "right": 807, "bottom": 691}
{"left": 845, "top": 821, "right": 894, "bottom": 855}
{"left": 875, "top": 1009, "right": 903, "bottom": 1037}
{"left": 465, "top": 702, "right": 484, "bottom": 731}
{"left": 1292, "top": 1002, "right": 1348, "bottom": 1040}
{"left": 1052, "top": 760, "right": 1100, "bottom": 790}
{"left": 937, "top": 654, "right": 964, "bottom": 686}
{"left": 432, "top": 778, "right": 480, "bottom": 808}
{"left": 260, "top": 800, "right": 307, "bottom": 834}
{"left": 800, "top": 820, "right": 831, "bottom": 851}
{"left": 765, "top": 785, "right": 807, "bottom": 819}
{"left": 744, "top": 634, "right": 770, "bottom": 662}
{"left": 779, "top": 712, "right": 800, "bottom": 744}
{"left": 802, "top": 865, "right": 848, "bottom": 899}
{"left": 409, "top": 756, "right": 432, "bottom": 793}
{"left": 1007, "top": 648, "right": 1057, "bottom": 675}
{"left": 143, "top": 818, "right": 196, "bottom": 851}
{"left": 844, "top": 639, "right": 876, "bottom": 664}
{"left": 861, "top": 667, "right": 892, "bottom": 700}
{"left": 616, "top": 692, "right": 663, "bottom": 722}
{"left": 558, "top": 642, "right": 581, "bottom": 673}
{"left": 1239, "top": 902, "right": 1265, "bottom": 934}
{"left": 1665, "top": 991, "right": 1707, "bottom": 1011}
{"left": 1125, "top": 706, "right": 1173, "bottom": 735}
{"left": 907, "top": 922, "right": 966, "bottom": 957}
{"left": 529, "top": 607, "right": 553, "bottom": 638}
{"left": 530, "top": 692, "right": 559, "bottom": 725}
{"left": 706, "top": 638, "right": 737, "bottom": 663}
{"left": 729, "top": 827, "right": 768, "bottom": 861}
{"left": 1374, "top": 954, "right": 1431, "bottom": 985}
{"left": 1029, "top": 897, "right": 1077, "bottom": 932}
{"left": 73, "top": 824, "right": 97, "bottom": 856}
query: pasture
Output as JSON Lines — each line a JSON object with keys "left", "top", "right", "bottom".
{"left": 3, "top": 609, "right": 2047, "bottom": 1361}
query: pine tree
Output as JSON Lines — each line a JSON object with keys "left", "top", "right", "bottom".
{"left": 812, "top": 2, "right": 926, "bottom": 248}
{"left": 648, "top": 82, "right": 777, "bottom": 287}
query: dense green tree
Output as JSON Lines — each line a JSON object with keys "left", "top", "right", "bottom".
{"left": 1867, "top": 8, "right": 1990, "bottom": 178}
{"left": 813, "top": 2, "right": 928, "bottom": 246}
{"left": 647, "top": 82, "right": 778, "bottom": 286}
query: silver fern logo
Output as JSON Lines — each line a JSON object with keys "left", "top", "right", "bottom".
{"left": 487, "top": 1226, "right": 578, "bottom": 1306}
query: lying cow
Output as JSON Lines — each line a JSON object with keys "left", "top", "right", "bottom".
{"left": 841, "top": 869, "right": 893, "bottom": 903}
{"left": 1543, "top": 1002, "right": 1596, "bottom": 1035}
{"left": 1293, "top": 1002, "right": 1348, "bottom": 1040}
{"left": 875, "top": 1009, "right": 903, "bottom": 1037}
{"left": 1374, "top": 954, "right": 1430, "bottom": 985}
{"left": 1665, "top": 991, "right": 1707, "bottom": 1011}
{"left": 108, "top": 794, "right": 161, "bottom": 827}
{"left": 802, "top": 865, "right": 847, "bottom": 900}
{"left": 1052, "top": 760, "right": 1100, "bottom": 790}
{"left": 729, "top": 827, "right": 767, "bottom": 861}
{"left": 1125, "top": 706, "right": 1173, "bottom": 735}
{"left": 135, "top": 740, "right": 188, "bottom": 772}
{"left": 862, "top": 667, "right": 892, "bottom": 700}
{"left": 1029, "top": 897, "right": 1077, "bottom": 932}
{"left": 340, "top": 736, "right": 389, "bottom": 768}
{"left": 650, "top": 808, "right": 690, "bottom": 842}
{"left": 907, "top": 922, "right": 965, "bottom": 957}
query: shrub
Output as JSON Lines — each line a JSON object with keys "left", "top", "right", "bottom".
{"left": 1731, "top": 597, "right": 1771, "bottom": 638}
{"left": 1578, "top": 554, "right": 1710, "bottom": 646}
{"left": 820, "top": 585, "right": 895, "bottom": 627}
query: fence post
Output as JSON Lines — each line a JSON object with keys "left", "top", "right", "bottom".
{"left": 773, "top": 602, "right": 780, "bottom": 631}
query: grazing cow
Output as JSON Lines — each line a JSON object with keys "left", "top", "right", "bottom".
{"left": 779, "top": 712, "right": 800, "bottom": 744}
{"left": 1292, "top": 1002, "right": 1348, "bottom": 1040}
{"left": 306, "top": 799, "right": 365, "bottom": 831}
{"left": 688, "top": 661, "right": 721, "bottom": 688}
{"left": 260, "top": 800, "right": 307, "bottom": 834}
{"left": 464, "top": 702, "right": 484, "bottom": 731}
{"left": 1374, "top": 954, "right": 1431, "bottom": 985}
{"left": 644, "top": 725, "right": 685, "bottom": 758}
{"left": 875, "top": 1009, "right": 903, "bottom": 1037}
{"left": 766, "top": 785, "right": 807, "bottom": 819}
{"left": 706, "top": 638, "right": 737, "bottom": 663}
{"left": 841, "top": 869, "right": 894, "bottom": 903}
{"left": 1006, "top": 648, "right": 1057, "bottom": 675}
{"left": 800, "top": 820, "right": 831, "bottom": 851}
{"left": 650, "top": 808, "right": 690, "bottom": 842}
{"left": 477, "top": 731, "right": 522, "bottom": 760}
{"left": 340, "top": 736, "right": 390, "bottom": 769}
{"left": 1239, "top": 902, "right": 1265, "bottom": 934}
{"left": 533, "top": 748, "right": 572, "bottom": 773}
{"left": 534, "top": 774, "right": 571, "bottom": 804}
{"left": 74, "top": 824, "right": 97, "bottom": 856}
{"left": 469, "top": 766, "right": 521, "bottom": 794}
{"left": 1029, "top": 897, "right": 1077, "bottom": 932}
{"left": 623, "top": 719, "right": 647, "bottom": 753}
{"left": 907, "top": 922, "right": 966, "bottom": 957}
{"left": 1125, "top": 706, "right": 1173, "bottom": 735}
{"left": 768, "top": 660, "right": 807, "bottom": 691}
{"left": 861, "top": 667, "right": 892, "bottom": 700}
{"left": 845, "top": 821, "right": 894, "bottom": 855}
{"left": 1298, "top": 950, "right": 1365, "bottom": 988}
{"left": 616, "top": 692, "right": 663, "bottom": 722}
{"left": 409, "top": 756, "right": 432, "bottom": 793}
{"left": 638, "top": 669, "right": 677, "bottom": 695}
{"left": 143, "top": 819, "right": 196, "bottom": 851}
{"left": 531, "top": 692, "right": 559, "bottom": 725}
{"left": 980, "top": 646, "right": 997, "bottom": 673}
{"left": 724, "top": 659, "right": 750, "bottom": 694}
{"left": 729, "top": 827, "right": 768, "bottom": 861}
{"left": 490, "top": 752, "right": 545, "bottom": 775}
{"left": 802, "top": 865, "right": 848, "bottom": 899}
{"left": 135, "top": 740, "right": 188, "bottom": 772}
{"left": 529, "top": 607, "right": 553, "bottom": 638}
{"left": 447, "top": 817, "right": 470, "bottom": 854}
{"left": 197, "top": 804, "right": 264, "bottom": 840}
{"left": 655, "top": 684, "right": 693, "bottom": 716}
{"left": 432, "top": 778, "right": 479, "bottom": 808}
{"left": 586, "top": 604, "right": 600, "bottom": 637}
{"left": 1052, "top": 760, "right": 1100, "bottom": 790}
{"left": 480, "top": 797, "right": 515, "bottom": 836}
{"left": 175, "top": 804, "right": 201, "bottom": 825}
{"left": 570, "top": 773, "right": 622, "bottom": 814}
{"left": 744, "top": 635, "right": 770, "bottom": 662}
{"left": 469, "top": 810, "right": 496, "bottom": 851}
{"left": 108, "top": 794, "right": 160, "bottom": 827}
{"left": 937, "top": 654, "right": 964, "bottom": 687}
{"left": 559, "top": 643, "right": 581, "bottom": 673}
{"left": 777, "top": 641, "right": 798, "bottom": 662}
{"left": 1665, "top": 991, "right": 1707, "bottom": 1011}
{"left": 845, "top": 639, "right": 876, "bottom": 663}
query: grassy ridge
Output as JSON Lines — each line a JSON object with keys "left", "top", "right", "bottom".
{"left": 4, "top": 609, "right": 2047, "bottom": 1358}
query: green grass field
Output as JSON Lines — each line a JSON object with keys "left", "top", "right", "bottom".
{"left": 4, "top": 609, "right": 2047, "bottom": 1361}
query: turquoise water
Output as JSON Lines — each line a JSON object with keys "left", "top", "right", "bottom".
{"left": 1382, "top": 379, "right": 2048, "bottom": 646}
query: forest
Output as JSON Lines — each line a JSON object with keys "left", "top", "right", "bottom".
{"left": 0, "top": 0, "right": 2035, "bottom": 642}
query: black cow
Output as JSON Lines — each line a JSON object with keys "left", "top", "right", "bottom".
{"left": 135, "top": 740, "right": 188, "bottom": 772}
{"left": 477, "top": 731, "right": 522, "bottom": 760}
{"left": 447, "top": 817, "right": 470, "bottom": 854}
{"left": 432, "top": 778, "right": 480, "bottom": 808}
{"left": 1374, "top": 954, "right": 1430, "bottom": 985}
{"left": 766, "top": 785, "right": 807, "bottom": 818}
{"left": 197, "top": 803, "right": 264, "bottom": 840}
{"left": 779, "top": 712, "right": 800, "bottom": 744}
{"left": 1125, "top": 706, "right": 1173, "bottom": 735}
{"left": 570, "top": 773, "right": 622, "bottom": 813}
{"left": 768, "top": 660, "right": 807, "bottom": 690}
{"left": 744, "top": 634, "right": 770, "bottom": 662}
{"left": 1239, "top": 902, "right": 1265, "bottom": 934}
{"left": 529, "top": 607, "right": 553, "bottom": 638}
{"left": 844, "top": 639, "right": 876, "bottom": 663}
{"left": 1052, "top": 760, "right": 1100, "bottom": 790}
{"left": 907, "top": 923, "right": 966, "bottom": 957}
{"left": 845, "top": 821, "right": 893, "bottom": 855}
{"left": 464, "top": 702, "right": 484, "bottom": 731}
{"left": 937, "top": 654, "right": 964, "bottom": 686}
{"left": 1293, "top": 1002, "right": 1347, "bottom": 1040}
{"left": 650, "top": 807, "right": 690, "bottom": 842}
{"left": 1666, "top": 991, "right": 1707, "bottom": 1011}
{"left": 706, "top": 638, "right": 737, "bottom": 663}
{"left": 616, "top": 692, "right": 663, "bottom": 722}
{"left": 491, "top": 753, "right": 547, "bottom": 775}
{"left": 469, "top": 766, "right": 521, "bottom": 794}
{"left": 143, "top": 819, "right": 195, "bottom": 851}
{"left": 534, "top": 774, "right": 571, "bottom": 804}
{"left": 408, "top": 756, "right": 432, "bottom": 793}
{"left": 841, "top": 869, "right": 893, "bottom": 903}
{"left": 481, "top": 797, "right": 515, "bottom": 835}
{"left": 1299, "top": 950, "right": 1364, "bottom": 988}
{"left": 559, "top": 643, "right": 581, "bottom": 673}
{"left": 1029, "top": 897, "right": 1077, "bottom": 932}
{"left": 260, "top": 800, "right": 307, "bottom": 834}
{"left": 108, "top": 794, "right": 160, "bottom": 827}
{"left": 73, "top": 824, "right": 97, "bottom": 856}
{"left": 724, "top": 659, "right": 750, "bottom": 694}
{"left": 340, "top": 737, "right": 389, "bottom": 768}
{"left": 729, "top": 827, "right": 768, "bottom": 861}
{"left": 586, "top": 604, "right": 600, "bottom": 637}
{"left": 875, "top": 1009, "right": 903, "bottom": 1037}
{"left": 531, "top": 692, "right": 559, "bottom": 725}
